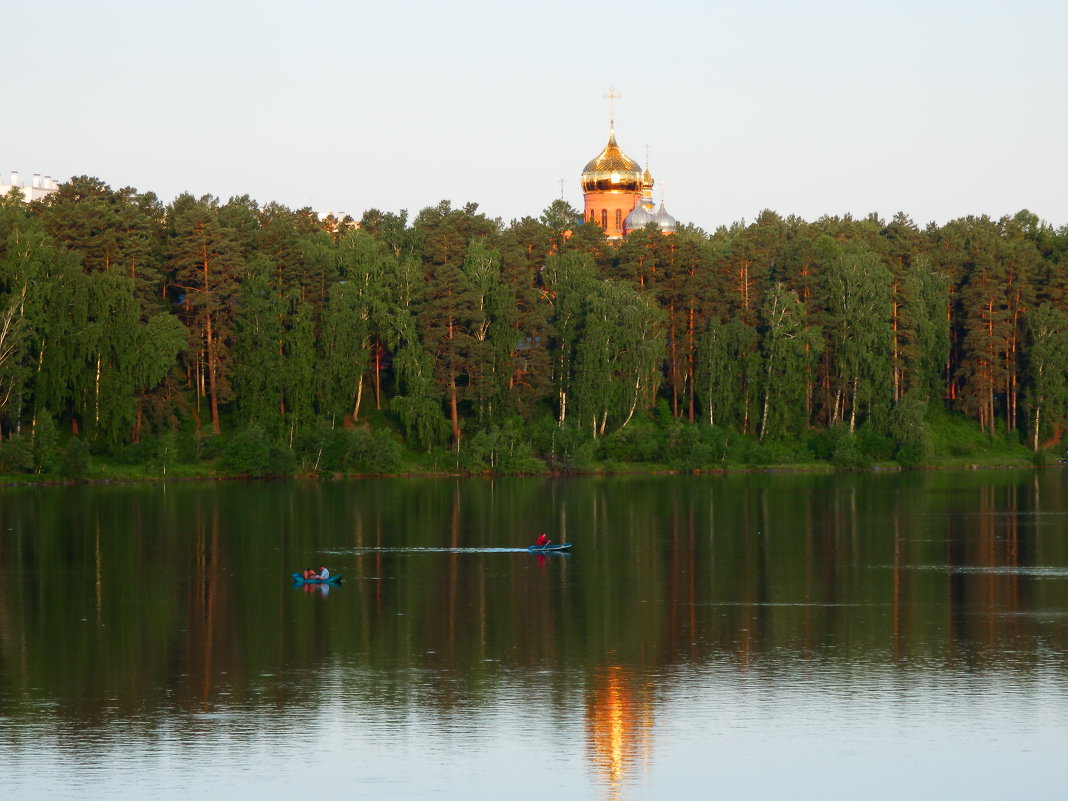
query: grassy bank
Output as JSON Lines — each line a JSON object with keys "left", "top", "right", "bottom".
{"left": 0, "top": 406, "right": 1049, "bottom": 486}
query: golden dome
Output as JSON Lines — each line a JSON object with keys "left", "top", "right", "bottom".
{"left": 581, "top": 128, "right": 644, "bottom": 193}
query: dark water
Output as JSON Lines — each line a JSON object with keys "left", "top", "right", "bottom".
{"left": 2, "top": 471, "right": 1068, "bottom": 799}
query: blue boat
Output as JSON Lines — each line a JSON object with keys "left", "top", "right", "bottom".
{"left": 291, "top": 573, "right": 343, "bottom": 584}
{"left": 527, "top": 543, "right": 572, "bottom": 553}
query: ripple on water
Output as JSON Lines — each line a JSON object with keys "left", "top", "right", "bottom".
{"left": 906, "top": 564, "right": 1068, "bottom": 577}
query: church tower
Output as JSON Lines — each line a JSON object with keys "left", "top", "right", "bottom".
{"left": 581, "top": 89, "right": 677, "bottom": 239}
{"left": 580, "top": 89, "right": 644, "bottom": 240}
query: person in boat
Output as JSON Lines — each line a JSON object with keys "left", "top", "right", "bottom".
{"left": 536, "top": 533, "right": 550, "bottom": 547}
{"left": 318, "top": 565, "right": 331, "bottom": 580}
{"left": 303, "top": 567, "right": 319, "bottom": 580}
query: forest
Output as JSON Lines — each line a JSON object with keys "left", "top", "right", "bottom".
{"left": 1, "top": 176, "right": 1067, "bottom": 479}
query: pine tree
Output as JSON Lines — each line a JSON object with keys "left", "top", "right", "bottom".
{"left": 166, "top": 195, "right": 243, "bottom": 434}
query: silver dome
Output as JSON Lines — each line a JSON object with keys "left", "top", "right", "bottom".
{"left": 624, "top": 202, "right": 655, "bottom": 231}
{"left": 654, "top": 202, "right": 677, "bottom": 233}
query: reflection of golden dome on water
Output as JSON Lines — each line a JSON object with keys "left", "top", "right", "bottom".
{"left": 581, "top": 128, "right": 644, "bottom": 194}
{"left": 585, "top": 666, "right": 655, "bottom": 801}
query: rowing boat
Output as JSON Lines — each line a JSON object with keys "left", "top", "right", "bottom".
{"left": 527, "top": 543, "right": 572, "bottom": 552}
{"left": 291, "top": 573, "right": 343, "bottom": 584}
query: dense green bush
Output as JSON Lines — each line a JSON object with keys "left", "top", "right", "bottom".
{"left": 157, "top": 430, "right": 179, "bottom": 474}
{"left": 460, "top": 420, "right": 544, "bottom": 474}
{"left": 855, "top": 423, "right": 894, "bottom": 461}
{"left": 351, "top": 427, "right": 403, "bottom": 473}
{"left": 32, "top": 413, "right": 60, "bottom": 474}
{"left": 895, "top": 438, "right": 929, "bottom": 468}
{"left": 925, "top": 406, "right": 1026, "bottom": 460}
{"left": 529, "top": 419, "right": 596, "bottom": 472}
{"left": 807, "top": 426, "right": 843, "bottom": 462}
{"left": 888, "top": 393, "right": 932, "bottom": 466}
{"left": 745, "top": 436, "right": 809, "bottom": 466}
{"left": 0, "top": 436, "right": 34, "bottom": 474}
{"left": 831, "top": 434, "right": 871, "bottom": 471}
{"left": 598, "top": 420, "right": 665, "bottom": 463}
{"left": 61, "top": 437, "right": 90, "bottom": 481}
{"left": 105, "top": 439, "right": 158, "bottom": 465}
{"left": 665, "top": 424, "right": 741, "bottom": 470}
{"left": 220, "top": 425, "right": 296, "bottom": 477}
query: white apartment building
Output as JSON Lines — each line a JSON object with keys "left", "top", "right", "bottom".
{"left": 1, "top": 171, "right": 59, "bottom": 202}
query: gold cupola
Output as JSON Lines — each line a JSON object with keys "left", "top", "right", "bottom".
{"left": 581, "top": 127, "right": 644, "bottom": 193}
{"left": 640, "top": 164, "right": 655, "bottom": 211}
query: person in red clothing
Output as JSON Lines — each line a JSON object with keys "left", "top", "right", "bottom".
{"left": 536, "top": 532, "right": 550, "bottom": 547}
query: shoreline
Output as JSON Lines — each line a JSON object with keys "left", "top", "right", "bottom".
{"left": 0, "top": 457, "right": 1054, "bottom": 488}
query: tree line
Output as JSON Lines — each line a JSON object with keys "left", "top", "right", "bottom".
{"left": 1, "top": 176, "right": 1066, "bottom": 476}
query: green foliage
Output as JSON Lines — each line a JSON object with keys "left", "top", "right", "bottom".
{"left": 0, "top": 435, "right": 33, "bottom": 473}
{"left": 1025, "top": 303, "right": 1068, "bottom": 452}
{"left": 925, "top": 405, "right": 1027, "bottom": 462}
{"left": 889, "top": 391, "right": 932, "bottom": 467}
{"left": 32, "top": 413, "right": 60, "bottom": 474}
{"left": 855, "top": 423, "right": 894, "bottom": 462}
{"left": 598, "top": 420, "right": 665, "bottom": 463}
{"left": 295, "top": 423, "right": 402, "bottom": 476}
{"left": 314, "top": 267, "right": 370, "bottom": 422}
{"left": 745, "top": 436, "right": 810, "bottom": 466}
{"left": 157, "top": 430, "right": 178, "bottom": 475}
{"left": 350, "top": 428, "right": 403, "bottom": 474}
{"left": 219, "top": 424, "right": 296, "bottom": 477}
{"left": 192, "top": 425, "right": 221, "bottom": 462}
{"left": 391, "top": 390, "right": 450, "bottom": 452}
{"left": 61, "top": 437, "right": 90, "bottom": 481}
{"left": 0, "top": 176, "right": 1063, "bottom": 479}
{"left": 808, "top": 425, "right": 845, "bottom": 462}
{"left": 895, "top": 438, "right": 928, "bottom": 469}
{"left": 461, "top": 419, "right": 545, "bottom": 474}
{"left": 232, "top": 256, "right": 285, "bottom": 432}
{"left": 695, "top": 318, "right": 759, "bottom": 429}
{"left": 757, "top": 283, "right": 820, "bottom": 440}
{"left": 663, "top": 423, "right": 746, "bottom": 471}
{"left": 820, "top": 240, "right": 894, "bottom": 423}
{"left": 899, "top": 258, "right": 950, "bottom": 400}
{"left": 1031, "top": 448, "right": 1058, "bottom": 467}
{"left": 529, "top": 419, "right": 596, "bottom": 473}
{"left": 831, "top": 432, "right": 872, "bottom": 471}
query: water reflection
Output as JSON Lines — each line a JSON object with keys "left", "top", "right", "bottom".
{"left": 585, "top": 667, "right": 654, "bottom": 801}
{"left": 0, "top": 471, "right": 1067, "bottom": 798}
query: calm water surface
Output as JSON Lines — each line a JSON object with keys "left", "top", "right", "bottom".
{"left": 2, "top": 471, "right": 1068, "bottom": 799}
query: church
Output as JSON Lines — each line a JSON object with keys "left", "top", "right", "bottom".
{"left": 580, "top": 93, "right": 677, "bottom": 240}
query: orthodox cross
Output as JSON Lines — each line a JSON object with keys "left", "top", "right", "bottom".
{"left": 603, "top": 87, "right": 621, "bottom": 126}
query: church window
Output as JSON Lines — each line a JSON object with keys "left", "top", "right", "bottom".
{"left": 615, "top": 209, "right": 622, "bottom": 229}
{"left": 601, "top": 209, "right": 608, "bottom": 229}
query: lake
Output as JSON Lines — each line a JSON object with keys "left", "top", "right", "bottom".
{"left": 2, "top": 471, "right": 1068, "bottom": 799}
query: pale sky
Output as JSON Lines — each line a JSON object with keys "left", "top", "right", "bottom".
{"left": 6, "top": 0, "right": 1067, "bottom": 231}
